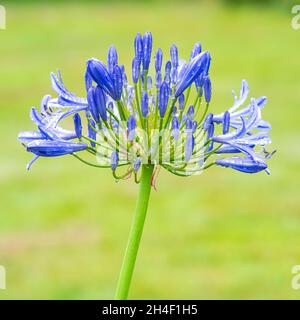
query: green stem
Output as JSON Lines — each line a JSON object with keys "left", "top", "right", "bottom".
{"left": 115, "top": 164, "right": 154, "bottom": 300}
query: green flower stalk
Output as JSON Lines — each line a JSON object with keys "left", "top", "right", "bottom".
{"left": 115, "top": 164, "right": 154, "bottom": 299}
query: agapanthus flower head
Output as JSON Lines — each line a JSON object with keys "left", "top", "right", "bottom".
{"left": 19, "top": 32, "right": 274, "bottom": 183}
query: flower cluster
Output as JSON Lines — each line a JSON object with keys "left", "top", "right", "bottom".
{"left": 18, "top": 32, "right": 273, "bottom": 182}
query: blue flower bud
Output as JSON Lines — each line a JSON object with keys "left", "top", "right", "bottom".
{"left": 172, "top": 106, "right": 177, "bottom": 116}
{"left": 172, "top": 116, "right": 179, "bottom": 130}
{"left": 141, "top": 90, "right": 149, "bottom": 118}
{"left": 94, "top": 86, "right": 107, "bottom": 121}
{"left": 215, "top": 145, "right": 244, "bottom": 154}
{"left": 222, "top": 111, "right": 230, "bottom": 134}
{"left": 185, "top": 118, "right": 193, "bottom": 130}
{"left": 158, "top": 81, "right": 169, "bottom": 118}
{"left": 185, "top": 134, "right": 195, "bottom": 162}
{"left": 172, "top": 116, "right": 180, "bottom": 140}
{"left": 195, "top": 73, "right": 205, "bottom": 92}
{"left": 127, "top": 114, "right": 136, "bottom": 141}
{"left": 142, "top": 32, "right": 152, "bottom": 71}
{"left": 27, "top": 140, "right": 87, "bottom": 157}
{"left": 216, "top": 156, "right": 267, "bottom": 174}
{"left": 111, "top": 151, "right": 119, "bottom": 171}
{"left": 155, "top": 48, "right": 163, "bottom": 72}
{"left": 190, "top": 43, "right": 202, "bottom": 60}
{"left": 134, "top": 32, "right": 143, "bottom": 63}
{"left": 133, "top": 157, "right": 141, "bottom": 172}
{"left": 87, "top": 88, "right": 99, "bottom": 123}
{"left": 87, "top": 86, "right": 107, "bottom": 122}
{"left": 170, "top": 44, "right": 178, "bottom": 68}
{"left": 164, "top": 60, "right": 171, "bottom": 84}
{"left": 206, "top": 122, "right": 214, "bottom": 151}
{"left": 85, "top": 71, "right": 92, "bottom": 92}
{"left": 88, "top": 119, "right": 96, "bottom": 147}
{"left": 207, "top": 122, "right": 214, "bottom": 139}
{"left": 203, "top": 113, "right": 213, "bottom": 131}
{"left": 171, "top": 68, "right": 178, "bottom": 85}
{"left": 175, "top": 51, "right": 210, "bottom": 98}
{"left": 204, "top": 53, "right": 211, "bottom": 75}
{"left": 178, "top": 94, "right": 184, "bottom": 110}
{"left": 120, "top": 65, "right": 127, "bottom": 85}
{"left": 147, "top": 75, "right": 152, "bottom": 91}
{"left": 155, "top": 71, "right": 162, "bottom": 88}
{"left": 187, "top": 105, "right": 194, "bottom": 119}
{"left": 112, "top": 65, "right": 123, "bottom": 101}
{"left": 107, "top": 45, "right": 118, "bottom": 74}
{"left": 257, "top": 96, "right": 267, "bottom": 108}
{"left": 203, "top": 76, "right": 212, "bottom": 103}
{"left": 132, "top": 57, "right": 140, "bottom": 84}
{"left": 73, "top": 113, "right": 82, "bottom": 139}
{"left": 87, "top": 58, "right": 115, "bottom": 99}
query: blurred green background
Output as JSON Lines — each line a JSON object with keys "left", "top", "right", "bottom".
{"left": 0, "top": 0, "right": 300, "bottom": 299}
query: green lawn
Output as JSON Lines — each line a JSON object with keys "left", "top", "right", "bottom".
{"left": 0, "top": 1, "right": 300, "bottom": 299}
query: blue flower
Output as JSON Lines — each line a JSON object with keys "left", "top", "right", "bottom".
{"left": 216, "top": 157, "right": 267, "bottom": 174}
{"left": 50, "top": 71, "right": 87, "bottom": 107}
{"left": 175, "top": 51, "right": 210, "bottom": 98}
{"left": 210, "top": 80, "right": 272, "bottom": 174}
{"left": 27, "top": 140, "right": 87, "bottom": 157}
{"left": 19, "top": 32, "right": 273, "bottom": 180}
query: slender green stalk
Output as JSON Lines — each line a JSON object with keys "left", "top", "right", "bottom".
{"left": 115, "top": 164, "right": 154, "bottom": 300}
